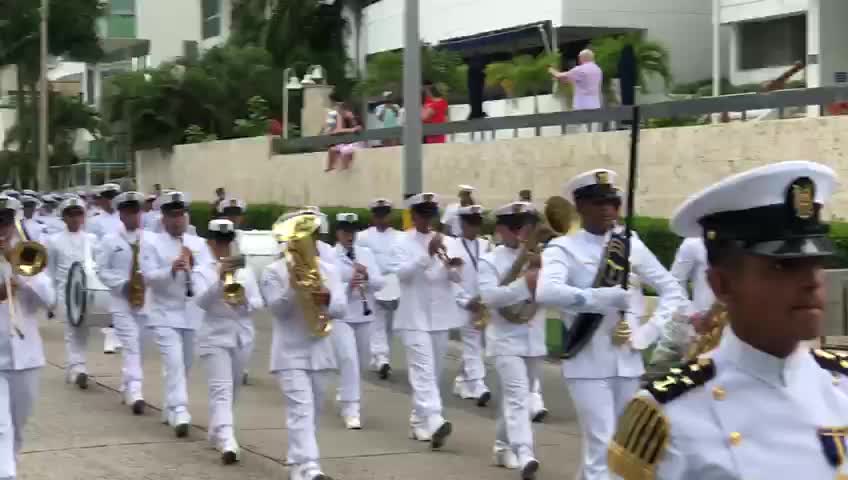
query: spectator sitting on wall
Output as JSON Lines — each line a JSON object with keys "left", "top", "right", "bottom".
{"left": 422, "top": 80, "right": 448, "bottom": 144}
{"left": 325, "top": 93, "right": 364, "bottom": 172}
{"left": 375, "top": 91, "right": 401, "bottom": 146}
{"left": 211, "top": 187, "right": 226, "bottom": 218}
{"left": 549, "top": 49, "right": 603, "bottom": 111}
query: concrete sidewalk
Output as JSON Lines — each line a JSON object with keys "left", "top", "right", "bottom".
{"left": 20, "top": 315, "right": 584, "bottom": 479}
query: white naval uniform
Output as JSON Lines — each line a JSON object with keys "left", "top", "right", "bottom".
{"left": 643, "top": 328, "right": 848, "bottom": 479}
{"left": 653, "top": 237, "right": 715, "bottom": 364}
{"left": 46, "top": 230, "right": 98, "bottom": 379}
{"left": 35, "top": 214, "right": 63, "bottom": 236}
{"left": 387, "top": 230, "right": 463, "bottom": 436}
{"left": 140, "top": 232, "right": 212, "bottom": 425}
{"left": 94, "top": 229, "right": 148, "bottom": 401}
{"left": 20, "top": 217, "right": 47, "bottom": 243}
{"left": 87, "top": 210, "right": 122, "bottom": 240}
{"left": 0, "top": 234, "right": 54, "bottom": 479}
{"left": 478, "top": 245, "right": 547, "bottom": 466}
{"left": 440, "top": 202, "right": 462, "bottom": 236}
{"left": 330, "top": 243, "right": 384, "bottom": 419}
{"left": 450, "top": 235, "right": 491, "bottom": 399}
{"left": 356, "top": 226, "right": 401, "bottom": 370}
{"left": 261, "top": 258, "right": 346, "bottom": 480}
{"left": 142, "top": 211, "right": 161, "bottom": 232}
{"left": 536, "top": 227, "right": 685, "bottom": 480}
{"left": 194, "top": 261, "right": 264, "bottom": 446}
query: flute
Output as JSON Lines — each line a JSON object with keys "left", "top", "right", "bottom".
{"left": 179, "top": 236, "right": 194, "bottom": 297}
{"left": 347, "top": 248, "right": 372, "bottom": 316}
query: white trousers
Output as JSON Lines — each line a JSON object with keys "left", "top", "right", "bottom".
{"left": 495, "top": 356, "right": 543, "bottom": 461}
{"left": 0, "top": 368, "right": 39, "bottom": 479}
{"left": 399, "top": 330, "right": 449, "bottom": 433}
{"left": 201, "top": 343, "right": 251, "bottom": 443}
{"left": 564, "top": 377, "right": 641, "bottom": 480}
{"left": 331, "top": 321, "right": 372, "bottom": 417}
{"left": 112, "top": 311, "right": 145, "bottom": 395}
{"left": 370, "top": 305, "right": 394, "bottom": 367}
{"left": 61, "top": 311, "right": 89, "bottom": 377}
{"left": 455, "top": 324, "right": 488, "bottom": 396}
{"left": 277, "top": 369, "right": 332, "bottom": 472}
{"left": 151, "top": 327, "right": 195, "bottom": 414}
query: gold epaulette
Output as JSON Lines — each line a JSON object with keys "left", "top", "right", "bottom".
{"left": 812, "top": 349, "right": 848, "bottom": 376}
{"left": 646, "top": 357, "right": 715, "bottom": 404}
{"left": 608, "top": 396, "right": 669, "bottom": 480}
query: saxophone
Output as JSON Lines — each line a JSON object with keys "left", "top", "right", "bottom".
{"left": 498, "top": 196, "right": 574, "bottom": 324}
{"left": 128, "top": 241, "right": 145, "bottom": 309}
{"left": 273, "top": 214, "right": 332, "bottom": 337}
{"left": 470, "top": 236, "right": 494, "bottom": 330}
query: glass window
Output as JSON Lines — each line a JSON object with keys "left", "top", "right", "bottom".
{"left": 110, "top": 0, "right": 135, "bottom": 14}
{"left": 108, "top": 14, "right": 136, "bottom": 38}
{"left": 202, "top": 0, "right": 222, "bottom": 39}
{"left": 738, "top": 14, "right": 806, "bottom": 70}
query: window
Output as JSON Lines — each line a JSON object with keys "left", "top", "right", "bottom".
{"left": 107, "top": 0, "right": 136, "bottom": 38}
{"left": 202, "top": 0, "right": 222, "bottom": 39}
{"left": 738, "top": 14, "right": 806, "bottom": 70}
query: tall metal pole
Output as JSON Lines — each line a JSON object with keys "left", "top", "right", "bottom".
{"left": 37, "top": 0, "right": 49, "bottom": 190}
{"left": 282, "top": 68, "right": 290, "bottom": 140}
{"left": 402, "top": 0, "right": 422, "bottom": 199}
{"left": 712, "top": 0, "right": 721, "bottom": 98}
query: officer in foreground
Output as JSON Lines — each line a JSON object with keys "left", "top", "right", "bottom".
{"left": 609, "top": 160, "right": 848, "bottom": 479}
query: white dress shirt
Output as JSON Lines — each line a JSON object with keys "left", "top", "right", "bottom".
{"left": 648, "top": 328, "right": 848, "bottom": 479}
{"left": 440, "top": 203, "right": 462, "bottom": 236}
{"left": 47, "top": 230, "right": 98, "bottom": 304}
{"left": 670, "top": 237, "right": 714, "bottom": 315}
{"left": 140, "top": 232, "right": 212, "bottom": 330}
{"left": 331, "top": 243, "right": 385, "bottom": 323}
{"left": 356, "top": 226, "right": 401, "bottom": 301}
{"left": 21, "top": 217, "right": 47, "bottom": 243}
{"left": 35, "top": 213, "right": 64, "bottom": 236}
{"left": 194, "top": 262, "right": 264, "bottom": 350}
{"left": 387, "top": 230, "right": 463, "bottom": 332}
{"left": 88, "top": 210, "right": 122, "bottom": 240}
{"left": 142, "top": 211, "right": 161, "bottom": 232}
{"left": 95, "top": 229, "right": 149, "bottom": 315}
{"left": 478, "top": 245, "right": 547, "bottom": 358}
{"left": 450, "top": 236, "right": 491, "bottom": 319}
{"left": 537, "top": 227, "right": 685, "bottom": 379}
{"left": 0, "top": 234, "right": 55, "bottom": 370}
{"left": 261, "top": 258, "right": 347, "bottom": 372}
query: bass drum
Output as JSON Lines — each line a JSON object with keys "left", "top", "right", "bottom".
{"left": 237, "top": 230, "right": 279, "bottom": 279}
{"left": 66, "top": 261, "right": 112, "bottom": 328}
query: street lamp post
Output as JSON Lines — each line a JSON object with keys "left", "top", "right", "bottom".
{"left": 37, "top": 0, "right": 49, "bottom": 190}
{"left": 402, "top": 0, "right": 422, "bottom": 200}
{"left": 282, "top": 68, "right": 303, "bottom": 139}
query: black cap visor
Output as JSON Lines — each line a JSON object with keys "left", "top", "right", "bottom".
{"left": 746, "top": 236, "right": 835, "bottom": 259}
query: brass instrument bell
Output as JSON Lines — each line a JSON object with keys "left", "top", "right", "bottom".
{"left": 221, "top": 255, "right": 247, "bottom": 307}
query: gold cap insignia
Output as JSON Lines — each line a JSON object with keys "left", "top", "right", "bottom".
{"left": 511, "top": 203, "right": 524, "bottom": 214}
{"left": 790, "top": 178, "right": 815, "bottom": 220}
{"left": 422, "top": 194, "right": 434, "bottom": 202}
{"left": 595, "top": 171, "right": 610, "bottom": 185}
{"left": 706, "top": 230, "right": 717, "bottom": 241}
{"left": 230, "top": 199, "right": 238, "bottom": 207}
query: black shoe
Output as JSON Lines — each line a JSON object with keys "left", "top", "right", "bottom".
{"left": 47, "top": 311, "right": 55, "bottom": 319}
{"left": 521, "top": 460, "right": 540, "bottom": 480}
{"left": 75, "top": 373, "right": 88, "bottom": 390}
{"left": 242, "top": 372, "right": 249, "bottom": 385}
{"left": 221, "top": 450, "right": 239, "bottom": 465}
{"left": 430, "top": 421, "right": 453, "bottom": 450}
{"left": 476, "top": 391, "right": 491, "bottom": 407}
{"left": 132, "top": 399, "right": 145, "bottom": 415}
{"left": 532, "top": 409, "right": 548, "bottom": 423}
{"left": 175, "top": 423, "right": 190, "bottom": 438}
{"left": 313, "top": 475, "right": 334, "bottom": 480}
{"left": 378, "top": 363, "right": 391, "bottom": 380}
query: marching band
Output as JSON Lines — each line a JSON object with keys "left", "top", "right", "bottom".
{"left": 0, "top": 161, "right": 847, "bottom": 480}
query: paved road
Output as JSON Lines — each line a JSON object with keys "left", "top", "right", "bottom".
{"left": 20, "top": 314, "right": 585, "bottom": 479}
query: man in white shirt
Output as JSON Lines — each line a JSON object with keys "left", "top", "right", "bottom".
{"left": 536, "top": 169, "right": 685, "bottom": 480}
{"left": 330, "top": 212, "right": 384, "bottom": 430}
{"left": 142, "top": 194, "right": 160, "bottom": 232}
{"left": 36, "top": 194, "right": 64, "bottom": 236}
{"left": 140, "top": 191, "right": 213, "bottom": 437}
{"left": 194, "top": 219, "right": 265, "bottom": 465}
{"left": 94, "top": 192, "right": 148, "bottom": 415}
{"left": 0, "top": 195, "right": 55, "bottom": 479}
{"left": 18, "top": 196, "right": 47, "bottom": 243}
{"left": 88, "top": 183, "right": 124, "bottom": 354}
{"left": 261, "top": 211, "right": 347, "bottom": 480}
{"left": 387, "top": 193, "right": 463, "bottom": 449}
{"left": 47, "top": 197, "right": 98, "bottom": 389}
{"left": 479, "top": 201, "right": 546, "bottom": 479}
{"left": 449, "top": 205, "right": 492, "bottom": 406}
{"left": 440, "top": 185, "right": 475, "bottom": 237}
{"left": 356, "top": 199, "right": 401, "bottom": 379}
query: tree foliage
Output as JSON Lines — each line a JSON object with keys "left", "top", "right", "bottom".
{"left": 590, "top": 32, "right": 672, "bottom": 94}
{"left": 355, "top": 47, "right": 468, "bottom": 100}
{"left": 485, "top": 52, "right": 559, "bottom": 97}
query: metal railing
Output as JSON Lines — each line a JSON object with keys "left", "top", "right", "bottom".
{"left": 274, "top": 85, "right": 848, "bottom": 154}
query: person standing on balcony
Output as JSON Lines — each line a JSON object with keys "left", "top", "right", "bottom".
{"left": 376, "top": 91, "right": 401, "bottom": 147}
{"left": 549, "top": 49, "right": 603, "bottom": 111}
{"left": 422, "top": 80, "right": 448, "bottom": 144}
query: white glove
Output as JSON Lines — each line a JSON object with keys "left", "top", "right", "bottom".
{"left": 631, "top": 322, "right": 660, "bottom": 350}
{"left": 589, "top": 286, "right": 630, "bottom": 311}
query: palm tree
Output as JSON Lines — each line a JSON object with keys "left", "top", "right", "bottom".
{"left": 485, "top": 52, "right": 560, "bottom": 136}
{"left": 589, "top": 32, "right": 672, "bottom": 102}
{"left": 354, "top": 47, "right": 467, "bottom": 101}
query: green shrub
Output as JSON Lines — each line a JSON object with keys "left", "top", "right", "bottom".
{"left": 189, "top": 202, "right": 848, "bottom": 268}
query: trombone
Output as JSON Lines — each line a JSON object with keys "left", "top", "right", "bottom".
{"left": 1, "top": 220, "right": 48, "bottom": 338}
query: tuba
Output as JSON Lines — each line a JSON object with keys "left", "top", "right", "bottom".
{"left": 498, "top": 196, "right": 574, "bottom": 324}
{"left": 273, "top": 214, "right": 332, "bottom": 337}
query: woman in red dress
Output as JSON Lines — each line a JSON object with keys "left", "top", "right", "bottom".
{"left": 422, "top": 80, "right": 448, "bottom": 144}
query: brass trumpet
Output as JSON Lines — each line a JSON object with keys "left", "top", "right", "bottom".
{"left": 432, "top": 233, "right": 463, "bottom": 268}
{"left": 220, "top": 255, "right": 247, "bottom": 307}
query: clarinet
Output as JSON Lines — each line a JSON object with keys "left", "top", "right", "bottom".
{"left": 179, "top": 236, "right": 194, "bottom": 297}
{"left": 347, "top": 248, "right": 372, "bottom": 316}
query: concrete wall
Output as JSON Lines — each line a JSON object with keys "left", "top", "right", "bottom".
{"left": 136, "top": 116, "right": 848, "bottom": 220}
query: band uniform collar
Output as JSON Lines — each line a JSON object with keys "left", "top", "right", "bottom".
{"left": 714, "top": 326, "right": 808, "bottom": 388}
